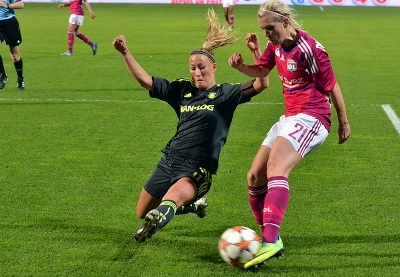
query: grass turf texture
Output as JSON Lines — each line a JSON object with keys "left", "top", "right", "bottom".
{"left": 0, "top": 3, "right": 399, "bottom": 276}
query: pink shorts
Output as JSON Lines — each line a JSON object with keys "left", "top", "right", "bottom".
{"left": 262, "top": 113, "right": 329, "bottom": 157}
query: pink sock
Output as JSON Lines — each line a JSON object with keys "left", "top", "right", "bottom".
{"left": 248, "top": 184, "right": 268, "bottom": 232}
{"left": 67, "top": 32, "right": 74, "bottom": 53}
{"left": 76, "top": 33, "right": 93, "bottom": 47}
{"left": 262, "top": 176, "right": 289, "bottom": 243}
{"left": 229, "top": 15, "right": 234, "bottom": 26}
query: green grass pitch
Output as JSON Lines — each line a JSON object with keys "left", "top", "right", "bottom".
{"left": 0, "top": 3, "right": 399, "bottom": 276}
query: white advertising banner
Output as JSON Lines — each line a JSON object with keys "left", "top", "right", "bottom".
{"left": 22, "top": 0, "right": 400, "bottom": 7}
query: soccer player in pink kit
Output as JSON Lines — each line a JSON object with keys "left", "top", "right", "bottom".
{"left": 228, "top": 0, "right": 351, "bottom": 269}
{"left": 222, "top": 0, "right": 235, "bottom": 29}
{"left": 58, "top": 0, "right": 97, "bottom": 56}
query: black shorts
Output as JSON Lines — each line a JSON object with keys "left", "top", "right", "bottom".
{"left": 144, "top": 154, "right": 212, "bottom": 203}
{"left": 0, "top": 17, "right": 22, "bottom": 47}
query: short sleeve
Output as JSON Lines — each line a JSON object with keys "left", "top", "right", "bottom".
{"left": 312, "top": 43, "right": 337, "bottom": 94}
{"left": 258, "top": 42, "right": 276, "bottom": 71}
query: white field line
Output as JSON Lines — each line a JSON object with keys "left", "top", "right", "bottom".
{"left": 0, "top": 98, "right": 157, "bottom": 103}
{"left": 0, "top": 98, "right": 399, "bottom": 135}
{"left": 381, "top": 104, "right": 400, "bottom": 135}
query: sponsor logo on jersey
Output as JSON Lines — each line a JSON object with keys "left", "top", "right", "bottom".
{"left": 181, "top": 104, "right": 214, "bottom": 112}
{"left": 287, "top": 59, "right": 297, "bottom": 72}
{"left": 207, "top": 92, "right": 217, "bottom": 99}
{"left": 280, "top": 76, "right": 304, "bottom": 89}
{"left": 184, "top": 93, "right": 192, "bottom": 98}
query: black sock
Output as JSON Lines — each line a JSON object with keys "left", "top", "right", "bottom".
{"left": 0, "top": 55, "right": 5, "bottom": 74}
{"left": 175, "top": 204, "right": 195, "bottom": 215}
{"left": 14, "top": 58, "right": 23, "bottom": 79}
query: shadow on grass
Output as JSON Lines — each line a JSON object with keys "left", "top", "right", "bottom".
{"left": 5, "top": 218, "right": 400, "bottom": 273}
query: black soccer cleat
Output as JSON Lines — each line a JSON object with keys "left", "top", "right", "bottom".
{"left": 134, "top": 209, "right": 160, "bottom": 242}
{"left": 17, "top": 77, "right": 24, "bottom": 90}
{"left": 0, "top": 73, "right": 8, "bottom": 89}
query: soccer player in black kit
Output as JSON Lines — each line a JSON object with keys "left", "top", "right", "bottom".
{"left": 113, "top": 10, "right": 269, "bottom": 242}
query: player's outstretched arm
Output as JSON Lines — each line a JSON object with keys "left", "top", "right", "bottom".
{"left": 246, "top": 33, "right": 262, "bottom": 62}
{"left": 1, "top": 0, "right": 24, "bottom": 9}
{"left": 84, "top": 0, "right": 96, "bottom": 19}
{"left": 232, "top": 53, "right": 269, "bottom": 98}
{"left": 330, "top": 83, "right": 351, "bottom": 144}
{"left": 228, "top": 52, "right": 269, "bottom": 78}
{"left": 228, "top": 33, "right": 269, "bottom": 78}
{"left": 58, "top": 3, "right": 69, "bottom": 8}
{"left": 113, "top": 35, "right": 153, "bottom": 91}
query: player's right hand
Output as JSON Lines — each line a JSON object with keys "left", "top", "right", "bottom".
{"left": 246, "top": 33, "right": 260, "bottom": 52}
{"left": 228, "top": 53, "right": 244, "bottom": 69}
{"left": 113, "top": 35, "right": 127, "bottom": 54}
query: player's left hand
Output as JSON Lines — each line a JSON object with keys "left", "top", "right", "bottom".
{"left": 246, "top": 33, "right": 260, "bottom": 52}
{"left": 338, "top": 123, "right": 351, "bottom": 144}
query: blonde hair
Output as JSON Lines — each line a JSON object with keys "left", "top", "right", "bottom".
{"left": 258, "top": 0, "right": 302, "bottom": 30}
{"left": 190, "top": 9, "right": 238, "bottom": 63}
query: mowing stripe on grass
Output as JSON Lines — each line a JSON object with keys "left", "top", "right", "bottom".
{"left": 381, "top": 104, "right": 400, "bottom": 135}
{"left": 0, "top": 98, "right": 389, "bottom": 107}
{"left": 0, "top": 98, "right": 158, "bottom": 103}
{"left": 0, "top": 98, "right": 283, "bottom": 105}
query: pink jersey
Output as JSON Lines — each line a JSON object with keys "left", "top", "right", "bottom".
{"left": 69, "top": 0, "right": 84, "bottom": 16}
{"left": 258, "top": 30, "right": 336, "bottom": 131}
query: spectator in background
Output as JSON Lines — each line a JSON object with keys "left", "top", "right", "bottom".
{"left": 58, "top": 0, "right": 97, "bottom": 56}
{"left": 0, "top": 0, "right": 25, "bottom": 90}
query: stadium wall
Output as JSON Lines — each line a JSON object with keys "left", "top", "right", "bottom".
{"left": 22, "top": 0, "right": 400, "bottom": 6}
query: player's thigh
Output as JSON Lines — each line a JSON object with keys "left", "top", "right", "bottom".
{"left": 138, "top": 156, "right": 173, "bottom": 216}
{"left": 143, "top": 157, "right": 172, "bottom": 200}
{"left": 279, "top": 114, "right": 329, "bottom": 157}
{"left": 170, "top": 165, "right": 212, "bottom": 205}
{"left": 163, "top": 177, "right": 197, "bottom": 207}
{"left": 268, "top": 136, "right": 302, "bottom": 178}
{"left": 267, "top": 114, "right": 328, "bottom": 177}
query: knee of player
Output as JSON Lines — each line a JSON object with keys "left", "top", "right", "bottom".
{"left": 266, "top": 160, "right": 277, "bottom": 175}
{"left": 247, "top": 169, "right": 263, "bottom": 186}
{"left": 10, "top": 53, "right": 20, "bottom": 62}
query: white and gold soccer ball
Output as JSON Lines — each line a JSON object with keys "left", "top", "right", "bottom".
{"left": 218, "top": 226, "right": 261, "bottom": 268}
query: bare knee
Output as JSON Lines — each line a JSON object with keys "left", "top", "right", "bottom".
{"left": 247, "top": 168, "right": 267, "bottom": 187}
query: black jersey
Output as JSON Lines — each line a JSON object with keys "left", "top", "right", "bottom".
{"left": 150, "top": 77, "right": 251, "bottom": 174}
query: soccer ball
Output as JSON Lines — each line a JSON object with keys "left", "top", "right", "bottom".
{"left": 218, "top": 226, "right": 261, "bottom": 268}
